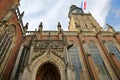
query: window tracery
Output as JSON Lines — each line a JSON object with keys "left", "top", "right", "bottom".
{"left": 0, "top": 24, "right": 16, "bottom": 65}
{"left": 88, "top": 41, "right": 111, "bottom": 80}
{"left": 69, "top": 42, "right": 82, "bottom": 80}
{"left": 105, "top": 41, "right": 120, "bottom": 61}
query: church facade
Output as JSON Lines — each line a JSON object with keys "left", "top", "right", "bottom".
{"left": 0, "top": 0, "right": 120, "bottom": 80}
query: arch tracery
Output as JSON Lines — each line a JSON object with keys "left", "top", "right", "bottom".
{"left": 27, "top": 51, "right": 66, "bottom": 80}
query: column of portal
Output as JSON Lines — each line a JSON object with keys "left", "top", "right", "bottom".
{"left": 64, "top": 45, "right": 75, "bottom": 80}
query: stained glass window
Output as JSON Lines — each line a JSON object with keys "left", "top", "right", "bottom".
{"left": 105, "top": 41, "right": 120, "bottom": 61}
{"left": 0, "top": 24, "right": 15, "bottom": 64}
{"left": 69, "top": 43, "right": 82, "bottom": 80}
{"left": 88, "top": 41, "right": 111, "bottom": 80}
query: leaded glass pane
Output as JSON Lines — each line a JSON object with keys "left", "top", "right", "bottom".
{"left": 0, "top": 24, "right": 15, "bottom": 64}
{"left": 69, "top": 44, "right": 82, "bottom": 80}
{"left": 88, "top": 42, "right": 111, "bottom": 80}
{"left": 106, "top": 41, "right": 120, "bottom": 61}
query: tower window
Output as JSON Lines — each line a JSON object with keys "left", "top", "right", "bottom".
{"left": 105, "top": 41, "right": 120, "bottom": 61}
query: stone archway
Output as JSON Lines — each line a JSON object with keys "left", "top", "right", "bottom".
{"left": 27, "top": 52, "right": 66, "bottom": 80}
{"left": 36, "top": 61, "right": 60, "bottom": 80}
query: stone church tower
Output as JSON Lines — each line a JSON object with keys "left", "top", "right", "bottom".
{"left": 0, "top": 1, "right": 120, "bottom": 80}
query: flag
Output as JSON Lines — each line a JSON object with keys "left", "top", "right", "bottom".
{"left": 81, "top": 1, "right": 87, "bottom": 10}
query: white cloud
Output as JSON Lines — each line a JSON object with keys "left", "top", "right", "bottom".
{"left": 19, "top": 0, "right": 111, "bottom": 31}
{"left": 86, "top": 0, "right": 110, "bottom": 27}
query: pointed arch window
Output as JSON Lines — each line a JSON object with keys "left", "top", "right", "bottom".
{"left": 0, "top": 24, "right": 16, "bottom": 64}
{"left": 105, "top": 41, "right": 120, "bottom": 61}
{"left": 15, "top": 46, "right": 29, "bottom": 80}
{"left": 69, "top": 42, "right": 82, "bottom": 80}
{"left": 88, "top": 41, "right": 111, "bottom": 80}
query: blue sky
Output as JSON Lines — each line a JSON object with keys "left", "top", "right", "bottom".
{"left": 19, "top": 0, "right": 120, "bottom": 31}
{"left": 106, "top": 0, "right": 120, "bottom": 31}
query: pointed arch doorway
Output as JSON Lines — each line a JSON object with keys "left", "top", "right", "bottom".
{"left": 36, "top": 61, "right": 61, "bottom": 80}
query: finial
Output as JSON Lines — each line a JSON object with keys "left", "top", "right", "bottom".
{"left": 20, "top": 11, "right": 24, "bottom": 18}
{"left": 57, "top": 22, "right": 63, "bottom": 33}
{"left": 58, "top": 22, "right": 61, "bottom": 28}
{"left": 38, "top": 22, "right": 43, "bottom": 32}
{"left": 24, "top": 22, "right": 29, "bottom": 30}
{"left": 23, "top": 22, "right": 28, "bottom": 35}
{"left": 39, "top": 22, "right": 43, "bottom": 28}
{"left": 106, "top": 24, "right": 115, "bottom": 32}
{"left": 107, "top": 24, "right": 112, "bottom": 28}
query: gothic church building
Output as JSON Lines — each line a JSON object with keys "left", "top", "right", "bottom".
{"left": 0, "top": 0, "right": 120, "bottom": 80}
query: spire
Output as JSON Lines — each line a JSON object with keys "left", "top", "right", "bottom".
{"left": 57, "top": 22, "right": 61, "bottom": 28}
{"left": 19, "top": 11, "right": 24, "bottom": 22}
{"left": 38, "top": 22, "right": 43, "bottom": 32}
{"left": 107, "top": 24, "right": 116, "bottom": 32}
{"left": 20, "top": 11, "right": 24, "bottom": 18}
{"left": 24, "top": 22, "right": 29, "bottom": 30}
{"left": 22, "top": 22, "right": 28, "bottom": 35}
{"left": 57, "top": 22, "right": 63, "bottom": 33}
